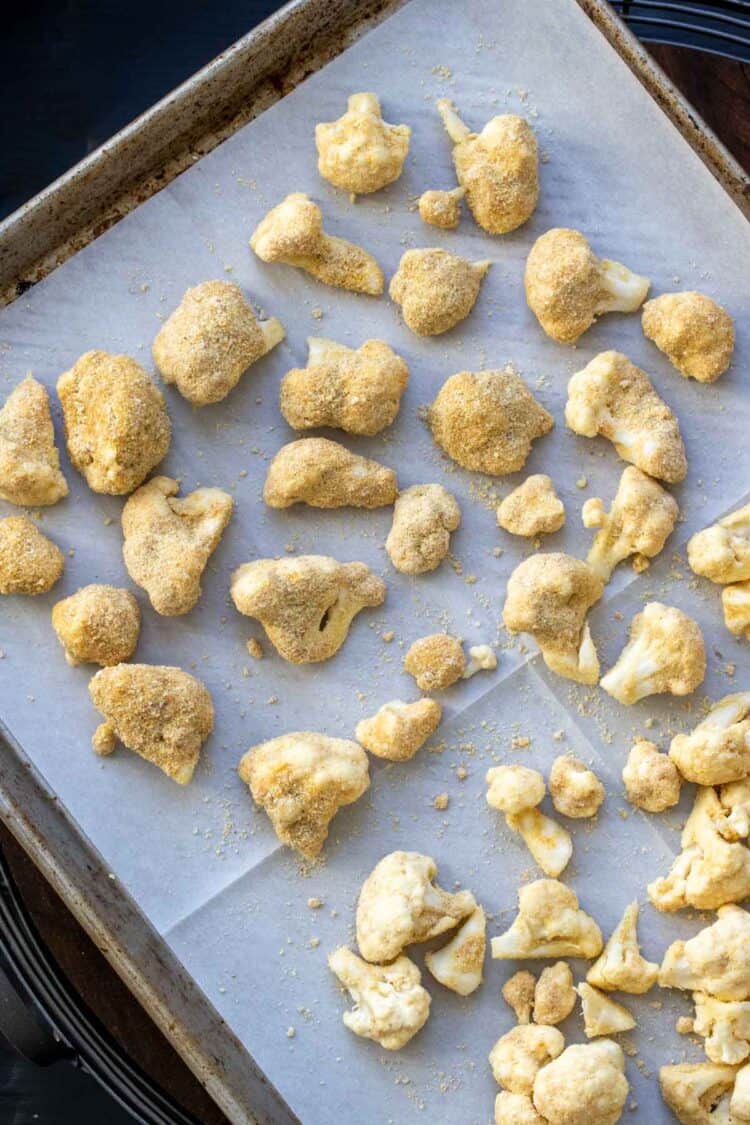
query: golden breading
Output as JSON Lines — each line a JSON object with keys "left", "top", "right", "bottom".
{"left": 418, "top": 187, "right": 465, "bottom": 229}
{"left": 0, "top": 376, "right": 67, "bottom": 506}
{"left": 89, "top": 663, "right": 214, "bottom": 785}
{"left": 280, "top": 337, "right": 408, "bottom": 436}
{"left": 582, "top": 466, "right": 679, "bottom": 582}
{"left": 533, "top": 962, "right": 576, "bottom": 1025}
{"left": 389, "top": 248, "right": 490, "bottom": 336}
{"left": 549, "top": 754, "right": 604, "bottom": 819}
{"left": 52, "top": 585, "right": 140, "bottom": 666}
{"left": 600, "top": 602, "right": 705, "bottom": 706}
{"left": 622, "top": 739, "right": 681, "bottom": 813}
{"left": 355, "top": 698, "right": 442, "bottom": 761}
{"left": 386, "top": 484, "right": 460, "bottom": 574}
{"left": 0, "top": 516, "right": 64, "bottom": 595}
{"left": 57, "top": 351, "right": 171, "bottom": 495}
{"left": 152, "top": 280, "right": 285, "bottom": 405}
{"left": 263, "top": 437, "right": 397, "bottom": 510}
{"left": 230, "top": 554, "right": 386, "bottom": 664}
{"left": 429, "top": 368, "right": 553, "bottom": 475}
{"left": 404, "top": 634, "right": 465, "bottom": 691}
{"left": 250, "top": 192, "right": 383, "bottom": 295}
{"left": 315, "top": 93, "right": 410, "bottom": 195}
{"left": 497, "top": 474, "right": 565, "bottom": 537}
{"left": 502, "top": 970, "right": 537, "bottom": 1024}
{"left": 642, "top": 291, "right": 735, "bottom": 382}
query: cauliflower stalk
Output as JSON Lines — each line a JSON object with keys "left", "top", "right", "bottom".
{"left": 622, "top": 738, "right": 681, "bottom": 812}
{"left": 263, "top": 437, "right": 397, "bottom": 510}
{"left": 600, "top": 601, "right": 705, "bottom": 705}
{"left": 659, "top": 904, "right": 750, "bottom": 1001}
{"left": 491, "top": 879, "right": 602, "bottom": 960}
{"left": 386, "top": 483, "right": 460, "bottom": 575}
{"left": 315, "top": 93, "right": 411, "bottom": 196}
{"left": 582, "top": 466, "right": 678, "bottom": 582}
{"left": 389, "top": 248, "right": 490, "bottom": 336}
{"left": 355, "top": 698, "right": 442, "bottom": 762}
{"left": 577, "top": 982, "right": 636, "bottom": 1039}
{"left": 688, "top": 502, "right": 750, "bottom": 585}
{"left": 505, "top": 807, "right": 573, "bottom": 879}
{"left": 586, "top": 901, "right": 658, "bottom": 994}
{"left": 532, "top": 1040, "right": 628, "bottom": 1125}
{"left": 0, "top": 375, "right": 67, "bottom": 506}
{"left": 489, "top": 1024, "right": 564, "bottom": 1096}
{"left": 425, "top": 905, "right": 486, "bottom": 996}
{"left": 669, "top": 693, "right": 750, "bottom": 786}
{"left": 328, "top": 946, "right": 430, "bottom": 1050}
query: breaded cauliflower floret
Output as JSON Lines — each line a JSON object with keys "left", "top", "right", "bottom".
{"left": 356, "top": 850, "right": 475, "bottom": 963}
{"left": 386, "top": 484, "right": 460, "bottom": 575}
{"left": 52, "top": 585, "right": 140, "bottom": 667}
{"left": 503, "top": 970, "right": 537, "bottom": 1024}
{"left": 601, "top": 602, "right": 705, "bottom": 705}
{"left": 582, "top": 466, "right": 679, "bottom": 582}
{"left": 669, "top": 693, "right": 750, "bottom": 786}
{"left": 429, "top": 368, "right": 554, "bottom": 475}
{"left": 0, "top": 376, "right": 67, "bottom": 506}
{"left": 688, "top": 503, "right": 750, "bottom": 585}
{"left": 122, "top": 476, "right": 233, "bottom": 616}
{"left": 660, "top": 1062, "right": 739, "bottom": 1125}
{"left": 57, "top": 351, "right": 170, "bottom": 495}
{"left": 491, "top": 879, "right": 602, "bottom": 961}
{"left": 355, "top": 698, "right": 442, "bottom": 761}
{"left": 716, "top": 779, "right": 750, "bottom": 842}
{"left": 250, "top": 192, "right": 383, "bottom": 295}
{"left": 89, "top": 664, "right": 213, "bottom": 784}
{"left": 577, "top": 983, "right": 636, "bottom": 1038}
{"left": 525, "top": 228, "right": 649, "bottom": 345}
{"left": 549, "top": 755, "right": 604, "bottom": 819}
{"left": 489, "top": 1025, "right": 565, "bottom": 1096}
{"left": 418, "top": 186, "right": 465, "bottom": 229}
{"left": 425, "top": 905, "right": 486, "bottom": 996}
{"left": 263, "top": 437, "right": 397, "bottom": 510}
{"left": 659, "top": 904, "right": 750, "bottom": 1001}
{"left": 565, "top": 351, "right": 687, "bottom": 484}
{"left": 692, "top": 992, "right": 750, "bottom": 1065}
{"left": 279, "top": 337, "right": 408, "bottom": 436}
{"left": 238, "top": 732, "right": 369, "bottom": 858}
{"left": 505, "top": 807, "right": 573, "bottom": 878}
{"left": 587, "top": 902, "right": 658, "bottom": 994}
{"left": 328, "top": 946, "right": 429, "bottom": 1050}
{"left": 0, "top": 516, "right": 64, "bottom": 596}
{"left": 436, "top": 99, "right": 539, "bottom": 234}
{"left": 498, "top": 475, "right": 565, "bottom": 538}
{"left": 486, "top": 765, "right": 546, "bottom": 815}
{"left": 494, "top": 1091, "right": 547, "bottom": 1125}
{"left": 315, "top": 93, "right": 410, "bottom": 196}
{"left": 503, "top": 553, "right": 603, "bottom": 685}
{"left": 404, "top": 633, "right": 465, "bottom": 691}
{"left": 534, "top": 962, "right": 576, "bottom": 1026}
{"left": 389, "top": 248, "right": 490, "bottom": 336}
{"left": 642, "top": 291, "right": 735, "bottom": 383}
{"left": 533, "top": 1040, "right": 628, "bottom": 1125}
{"left": 230, "top": 554, "right": 385, "bottom": 664}
{"left": 722, "top": 582, "right": 750, "bottom": 640}
{"left": 622, "top": 739, "right": 681, "bottom": 812}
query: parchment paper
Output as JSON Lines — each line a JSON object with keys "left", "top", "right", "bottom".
{"left": 1, "top": 0, "right": 750, "bottom": 1120}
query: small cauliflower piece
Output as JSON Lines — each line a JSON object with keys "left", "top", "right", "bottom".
{"left": 659, "top": 904, "right": 750, "bottom": 1001}
{"left": 642, "top": 291, "right": 734, "bottom": 383}
{"left": 0, "top": 376, "right": 67, "bottom": 506}
{"left": 503, "top": 553, "right": 603, "bottom": 685}
{"left": 660, "top": 1062, "right": 739, "bottom": 1125}
{"left": 693, "top": 992, "right": 750, "bottom": 1066}
{"left": 489, "top": 1025, "right": 565, "bottom": 1095}
{"left": 494, "top": 1091, "right": 547, "bottom": 1125}
{"left": 463, "top": 644, "right": 497, "bottom": 679}
{"left": 723, "top": 582, "right": 750, "bottom": 640}
{"left": 386, "top": 484, "right": 460, "bottom": 575}
{"left": 491, "top": 879, "right": 603, "bottom": 961}
{"left": 506, "top": 807, "right": 573, "bottom": 878}
{"left": 549, "top": 755, "right": 604, "bottom": 819}
{"left": 418, "top": 186, "right": 465, "bottom": 230}
{"left": 404, "top": 633, "right": 465, "bottom": 691}
{"left": 503, "top": 971, "right": 537, "bottom": 1024}
{"left": 498, "top": 475, "right": 565, "bottom": 538}
{"left": 263, "top": 437, "right": 397, "bottom": 510}
{"left": 355, "top": 698, "right": 441, "bottom": 762}
{"left": 532, "top": 1040, "right": 628, "bottom": 1125}
{"left": 525, "top": 228, "right": 649, "bottom": 345}
{"left": 533, "top": 961, "right": 576, "bottom": 1026}
{"left": 57, "top": 350, "right": 170, "bottom": 495}
{"left": 429, "top": 368, "right": 553, "bottom": 476}
{"left": 587, "top": 902, "right": 658, "bottom": 994}
{"left": 389, "top": 248, "right": 490, "bottom": 336}
{"left": 716, "top": 779, "right": 750, "bottom": 842}
{"left": 0, "top": 516, "right": 64, "bottom": 596}
{"left": 328, "top": 946, "right": 429, "bottom": 1050}
{"left": 669, "top": 693, "right": 750, "bottom": 786}
{"left": 582, "top": 465, "right": 678, "bottom": 582}
{"left": 89, "top": 664, "right": 213, "bottom": 784}
{"left": 600, "top": 602, "right": 705, "bottom": 705}
{"left": 230, "top": 554, "right": 385, "bottom": 664}
{"left": 622, "top": 739, "right": 681, "bottom": 812}
{"left": 239, "top": 732, "right": 369, "bottom": 858}
{"left": 280, "top": 337, "right": 408, "bottom": 436}
{"left": 565, "top": 351, "right": 687, "bottom": 484}
{"left": 250, "top": 192, "right": 383, "bottom": 295}
{"left": 486, "top": 765, "right": 546, "bottom": 815}
{"left": 688, "top": 503, "right": 750, "bottom": 585}
{"left": 577, "top": 983, "right": 636, "bottom": 1038}
{"left": 315, "top": 93, "right": 410, "bottom": 196}
{"left": 732, "top": 1062, "right": 750, "bottom": 1121}
{"left": 425, "top": 905, "right": 486, "bottom": 995}
{"left": 52, "top": 585, "right": 140, "bottom": 667}
{"left": 356, "top": 850, "right": 475, "bottom": 963}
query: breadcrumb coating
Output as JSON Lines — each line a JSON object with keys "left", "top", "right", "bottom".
{"left": 52, "top": 585, "right": 140, "bottom": 666}
{"left": 263, "top": 437, "right": 397, "bottom": 510}
{"left": 688, "top": 502, "right": 750, "bottom": 585}
{"left": 328, "top": 946, "right": 430, "bottom": 1050}
{"left": 489, "top": 1025, "right": 564, "bottom": 1096}
{"left": 582, "top": 466, "right": 678, "bottom": 582}
{"left": 0, "top": 516, "right": 64, "bottom": 595}
{"left": 355, "top": 698, "right": 441, "bottom": 761}
{"left": 503, "top": 970, "right": 537, "bottom": 1024}
{"left": 494, "top": 1091, "right": 547, "bottom": 1125}
{"left": 642, "top": 291, "right": 734, "bottom": 383}
{"left": 549, "top": 754, "right": 604, "bottom": 818}
{"left": 0, "top": 376, "right": 67, "bottom": 506}
{"left": 497, "top": 474, "right": 565, "bottom": 538}
{"left": 386, "top": 484, "right": 460, "bottom": 574}
{"left": 622, "top": 739, "right": 681, "bottom": 812}
{"left": 534, "top": 962, "right": 576, "bottom": 1025}
{"left": 418, "top": 186, "right": 465, "bottom": 229}
{"left": 532, "top": 1040, "right": 628, "bottom": 1125}
{"left": 389, "top": 248, "right": 490, "bottom": 336}
{"left": 669, "top": 694, "right": 750, "bottom": 786}
{"left": 601, "top": 602, "right": 705, "bottom": 705}
{"left": 315, "top": 93, "right": 411, "bottom": 195}
{"left": 404, "top": 633, "right": 465, "bottom": 691}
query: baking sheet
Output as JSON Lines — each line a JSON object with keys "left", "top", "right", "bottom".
{"left": 1, "top": 0, "right": 749, "bottom": 1120}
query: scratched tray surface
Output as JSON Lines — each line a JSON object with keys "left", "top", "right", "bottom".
{"left": 0, "top": 0, "right": 749, "bottom": 1120}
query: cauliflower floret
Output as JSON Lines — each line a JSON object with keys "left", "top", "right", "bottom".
{"left": 355, "top": 698, "right": 442, "bottom": 762}
{"left": 722, "top": 582, "right": 750, "bottom": 640}
{"left": 386, "top": 484, "right": 461, "bottom": 575}
{"left": 425, "top": 905, "right": 486, "bottom": 995}
{"left": 238, "top": 732, "right": 369, "bottom": 858}
{"left": 315, "top": 93, "right": 410, "bottom": 196}
{"left": 532, "top": 1040, "right": 628, "bottom": 1125}
{"left": 565, "top": 351, "right": 687, "bottom": 484}
{"left": 503, "top": 971, "right": 537, "bottom": 1024}
{"left": 152, "top": 280, "right": 284, "bottom": 405}
{"left": 328, "top": 946, "right": 429, "bottom": 1050}
{"left": 582, "top": 466, "right": 679, "bottom": 582}
{"left": 429, "top": 368, "right": 554, "bottom": 476}
{"left": 533, "top": 962, "right": 576, "bottom": 1026}
{"left": 659, "top": 904, "right": 750, "bottom": 1001}
{"left": 669, "top": 693, "right": 750, "bottom": 786}
{"left": 0, "top": 516, "right": 64, "bottom": 596}
{"left": 600, "top": 602, "right": 705, "bottom": 705}
{"left": 549, "top": 755, "right": 604, "bottom": 819}
{"left": 489, "top": 1025, "right": 565, "bottom": 1095}
{"left": 491, "top": 879, "right": 603, "bottom": 960}
{"left": 503, "top": 553, "right": 603, "bottom": 685}
{"left": 486, "top": 765, "right": 546, "bottom": 815}
{"left": 731, "top": 1062, "right": 750, "bottom": 1121}
{"left": 693, "top": 992, "right": 750, "bottom": 1065}
{"left": 389, "top": 248, "right": 490, "bottom": 336}
{"left": 525, "top": 228, "right": 649, "bottom": 345}
{"left": 57, "top": 350, "right": 171, "bottom": 495}
{"left": 642, "top": 291, "right": 735, "bottom": 383}
{"left": 52, "top": 585, "right": 140, "bottom": 667}
{"left": 463, "top": 644, "right": 498, "bottom": 679}
{"left": 356, "top": 851, "right": 475, "bottom": 963}
{"left": 122, "top": 476, "right": 233, "bottom": 616}
{"left": 577, "top": 983, "right": 636, "bottom": 1039}
{"left": 622, "top": 739, "right": 681, "bottom": 812}
{"left": 404, "top": 633, "right": 465, "bottom": 691}
{"left": 716, "top": 779, "right": 750, "bottom": 841}
{"left": 586, "top": 902, "right": 658, "bottom": 994}
{"left": 418, "top": 186, "right": 465, "bottom": 229}
{"left": 263, "top": 437, "right": 397, "bottom": 510}
{"left": 0, "top": 376, "right": 67, "bottom": 506}
{"left": 250, "top": 192, "right": 383, "bottom": 295}
{"left": 494, "top": 1091, "right": 547, "bottom": 1125}
{"left": 279, "top": 337, "right": 408, "bottom": 437}
{"left": 660, "top": 1062, "right": 739, "bottom": 1125}
{"left": 436, "top": 99, "right": 539, "bottom": 234}
{"left": 688, "top": 503, "right": 750, "bottom": 585}
{"left": 498, "top": 475, "right": 566, "bottom": 538}
{"left": 505, "top": 807, "right": 573, "bottom": 878}
{"left": 89, "top": 664, "right": 213, "bottom": 784}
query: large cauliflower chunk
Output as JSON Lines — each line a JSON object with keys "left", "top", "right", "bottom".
{"left": 0, "top": 516, "right": 64, "bottom": 595}
{"left": 263, "top": 437, "right": 397, "bottom": 510}
{"left": 659, "top": 904, "right": 750, "bottom": 1001}
{"left": 239, "top": 732, "right": 369, "bottom": 858}
{"left": 356, "top": 850, "right": 475, "bottom": 963}
{"left": 660, "top": 1062, "right": 739, "bottom": 1125}
{"left": 549, "top": 754, "right": 604, "bottom": 819}
{"left": 0, "top": 376, "right": 67, "bottom": 506}
{"left": 534, "top": 962, "right": 576, "bottom": 1026}
{"left": 622, "top": 738, "right": 681, "bottom": 812}
{"left": 436, "top": 98, "right": 538, "bottom": 234}
{"left": 688, "top": 503, "right": 750, "bottom": 585}
{"left": 315, "top": 93, "right": 410, "bottom": 196}
{"left": 418, "top": 186, "right": 464, "bottom": 230}
{"left": 669, "top": 693, "right": 750, "bottom": 786}
{"left": 525, "top": 228, "right": 649, "bottom": 344}
{"left": 355, "top": 698, "right": 441, "bottom": 762}
{"left": 328, "top": 946, "right": 429, "bottom": 1050}
{"left": 693, "top": 992, "right": 750, "bottom": 1065}
{"left": 565, "top": 351, "right": 687, "bottom": 484}
{"left": 489, "top": 1025, "right": 564, "bottom": 1096}
{"left": 577, "top": 983, "right": 635, "bottom": 1038}
{"left": 389, "top": 248, "right": 490, "bottom": 336}
{"left": 429, "top": 368, "right": 553, "bottom": 475}
{"left": 498, "top": 475, "right": 565, "bottom": 538}
{"left": 89, "top": 664, "right": 213, "bottom": 784}
{"left": 495, "top": 1091, "right": 547, "bottom": 1125}
{"left": 582, "top": 466, "right": 678, "bottom": 582}
{"left": 723, "top": 582, "right": 750, "bottom": 641}
{"left": 532, "top": 1040, "right": 628, "bottom": 1125}
{"left": 586, "top": 902, "right": 658, "bottom": 994}
{"left": 491, "top": 879, "right": 603, "bottom": 960}
{"left": 250, "top": 192, "right": 383, "bottom": 295}
{"left": 404, "top": 633, "right": 465, "bottom": 691}
{"left": 52, "top": 585, "right": 140, "bottom": 666}
{"left": 486, "top": 764, "right": 546, "bottom": 816}
{"left": 386, "top": 483, "right": 460, "bottom": 574}
{"left": 122, "top": 476, "right": 233, "bottom": 616}
{"left": 279, "top": 337, "right": 408, "bottom": 436}
{"left": 600, "top": 602, "right": 705, "bottom": 705}
{"left": 425, "top": 905, "right": 486, "bottom": 996}
{"left": 57, "top": 351, "right": 170, "bottom": 495}
{"left": 642, "top": 291, "right": 735, "bottom": 383}
{"left": 503, "top": 553, "right": 603, "bottom": 684}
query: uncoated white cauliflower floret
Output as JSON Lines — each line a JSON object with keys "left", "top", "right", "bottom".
{"left": 693, "top": 992, "right": 750, "bottom": 1065}
{"left": 622, "top": 738, "right": 681, "bottom": 812}
{"left": 669, "top": 693, "right": 750, "bottom": 786}
{"left": 600, "top": 602, "right": 705, "bottom": 706}
{"left": 642, "top": 290, "right": 735, "bottom": 383}
{"left": 494, "top": 1090, "right": 547, "bottom": 1125}
{"left": 688, "top": 503, "right": 750, "bottom": 585}
{"left": 549, "top": 755, "right": 604, "bottom": 819}
{"left": 328, "top": 946, "right": 429, "bottom": 1050}
{"left": 355, "top": 698, "right": 441, "bottom": 762}
{"left": 0, "top": 376, "right": 67, "bottom": 506}
{"left": 532, "top": 1040, "right": 628, "bottom": 1125}
{"left": 418, "top": 186, "right": 465, "bottom": 230}
{"left": 263, "top": 437, "right": 397, "bottom": 510}
{"left": 586, "top": 902, "right": 658, "bottom": 994}
{"left": 722, "top": 582, "right": 750, "bottom": 641}
{"left": 386, "top": 484, "right": 460, "bottom": 575}
{"left": 576, "top": 983, "right": 635, "bottom": 1039}
{"left": 716, "top": 779, "right": 750, "bottom": 842}
{"left": 503, "top": 971, "right": 537, "bottom": 1024}
{"left": 489, "top": 1024, "right": 565, "bottom": 1095}
{"left": 505, "top": 807, "right": 573, "bottom": 879}
{"left": 533, "top": 962, "right": 576, "bottom": 1026}
{"left": 659, "top": 904, "right": 750, "bottom": 1001}
{"left": 497, "top": 474, "right": 565, "bottom": 538}
{"left": 463, "top": 644, "right": 498, "bottom": 679}
{"left": 315, "top": 93, "right": 410, "bottom": 196}
{"left": 582, "top": 466, "right": 678, "bottom": 582}
{"left": 486, "top": 765, "right": 546, "bottom": 815}
{"left": 389, "top": 248, "right": 490, "bottom": 336}
{"left": 425, "top": 905, "right": 486, "bottom": 996}
{"left": 660, "top": 1061, "right": 740, "bottom": 1125}
{"left": 491, "top": 879, "right": 602, "bottom": 961}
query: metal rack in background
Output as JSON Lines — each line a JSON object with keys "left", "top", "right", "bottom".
{"left": 613, "top": 0, "right": 750, "bottom": 61}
